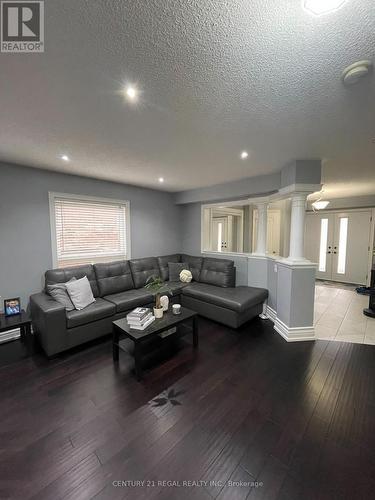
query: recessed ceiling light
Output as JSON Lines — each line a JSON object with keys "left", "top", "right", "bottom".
{"left": 240, "top": 151, "right": 248, "bottom": 160}
{"left": 125, "top": 86, "right": 138, "bottom": 101}
{"left": 61, "top": 155, "right": 70, "bottom": 162}
{"left": 158, "top": 177, "right": 164, "bottom": 183}
{"left": 303, "top": 0, "right": 347, "bottom": 15}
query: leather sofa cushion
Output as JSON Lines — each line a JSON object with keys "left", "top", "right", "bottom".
{"left": 182, "top": 283, "right": 268, "bottom": 313}
{"left": 157, "top": 254, "right": 181, "bottom": 281}
{"left": 66, "top": 298, "right": 115, "bottom": 329}
{"left": 94, "top": 261, "right": 134, "bottom": 297}
{"left": 199, "top": 257, "right": 235, "bottom": 288}
{"left": 45, "top": 264, "right": 99, "bottom": 297}
{"left": 104, "top": 288, "right": 154, "bottom": 313}
{"left": 129, "top": 257, "right": 160, "bottom": 288}
{"left": 181, "top": 254, "right": 203, "bottom": 281}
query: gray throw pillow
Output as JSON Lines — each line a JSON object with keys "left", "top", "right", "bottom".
{"left": 66, "top": 276, "right": 95, "bottom": 310}
{"left": 47, "top": 277, "right": 76, "bottom": 311}
{"left": 168, "top": 262, "right": 189, "bottom": 282}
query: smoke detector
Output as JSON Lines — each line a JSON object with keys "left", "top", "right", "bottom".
{"left": 342, "top": 60, "right": 372, "bottom": 85}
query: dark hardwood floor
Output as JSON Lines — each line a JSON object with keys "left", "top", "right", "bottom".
{"left": 1, "top": 317, "right": 375, "bottom": 500}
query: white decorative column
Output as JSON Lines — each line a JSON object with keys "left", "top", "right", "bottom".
{"left": 273, "top": 190, "right": 316, "bottom": 341}
{"left": 287, "top": 193, "right": 308, "bottom": 262}
{"left": 254, "top": 201, "right": 268, "bottom": 256}
{"left": 248, "top": 200, "right": 269, "bottom": 319}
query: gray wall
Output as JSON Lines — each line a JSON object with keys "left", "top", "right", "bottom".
{"left": 0, "top": 163, "right": 181, "bottom": 308}
{"left": 181, "top": 202, "right": 202, "bottom": 255}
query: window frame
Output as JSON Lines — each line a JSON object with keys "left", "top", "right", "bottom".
{"left": 48, "top": 192, "right": 131, "bottom": 268}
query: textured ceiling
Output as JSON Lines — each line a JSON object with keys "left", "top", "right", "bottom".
{"left": 1, "top": 0, "right": 375, "bottom": 197}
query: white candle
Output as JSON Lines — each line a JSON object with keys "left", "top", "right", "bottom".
{"left": 172, "top": 304, "right": 181, "bottom": 315}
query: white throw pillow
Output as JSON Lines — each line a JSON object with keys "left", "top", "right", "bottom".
{"left": 180, "top": 269, "right": 192, "bottom": 283}
{"left": 66, "top": 276, "right": 95, "bottom": 310}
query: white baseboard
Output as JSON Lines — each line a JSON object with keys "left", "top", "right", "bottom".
{"left": 274, "top": 317, "right": 315, "bottom": 342}
{"left": 262, "top": 304, "right": 315, "bottom": 342}
{"left": 265, "top": 306, "right": 277, "bottom": 322}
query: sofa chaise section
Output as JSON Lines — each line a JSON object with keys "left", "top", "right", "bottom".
{"left": 182, "top": 283, "right": 268, "bottom": 329}
{"left": 181, "top": 257, "right": 267, "bottom": 328}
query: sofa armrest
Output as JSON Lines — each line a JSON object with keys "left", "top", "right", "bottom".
{"left": 30, "top": 292, "right": 68, "bottom": 356}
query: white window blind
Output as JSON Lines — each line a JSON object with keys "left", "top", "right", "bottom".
{"left": 51, "top": 194, "right": 130, "bottom": 268}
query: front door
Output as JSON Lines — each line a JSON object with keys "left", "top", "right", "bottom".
{"left": 330, "top": 211, "right": 372, "bottom": 284}
{"left": 305, "top": 210, "right": 372, "bottom": 285}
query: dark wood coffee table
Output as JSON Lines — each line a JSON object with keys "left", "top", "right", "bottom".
{"left": 112, "top": 308, "right": 198, "bottom": 381}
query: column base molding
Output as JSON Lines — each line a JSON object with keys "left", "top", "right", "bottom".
{"left": 274, "top": 317, "right": 315, "bottom": 342}
{"left": 264, "top": 307, "right": 315, "bottom": 342}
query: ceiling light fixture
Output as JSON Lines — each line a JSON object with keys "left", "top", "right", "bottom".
{"left": 61, "top": 155, "right": 70, "bottom": 162}
{"left": 158, "top": 177, "right": 164, "bottom": 183}
{"left": 312, "top": 200, "right": 330, "bottom": 210}
{"left": 240, "top": 151, "right": 248, "bottom": 160}
{"left": 303, "top": 0, "right": 347, "bottom": 15}
{"left": 125, "top": 86, "right": 138, "bottom": 101}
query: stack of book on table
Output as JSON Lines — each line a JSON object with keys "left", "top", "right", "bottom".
{"left": 126, "top": 307, "right": 155, "bottom": 330}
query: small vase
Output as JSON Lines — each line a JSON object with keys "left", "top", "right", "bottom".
{"left": 154, "top": 307, "right": 164, "bottom": 319}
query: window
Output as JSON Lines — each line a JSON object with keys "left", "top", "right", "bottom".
{"left": 318, "top": 218, "right": 328, "bottom": 272}
{"left": 49, "top": 193, "right": 130, "bottom": 268}
{"left": 337, "top": 217, "right": 348, "bottom": 274}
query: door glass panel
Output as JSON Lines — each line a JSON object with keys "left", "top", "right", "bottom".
{"left": 319, "top": 218, "right": 329, "bottom": 272}
{"left": 337, "top": 217, "right": 348, "bottom": 274}
{"left": 217, "top": 222, "right": 223, "bottom": 252}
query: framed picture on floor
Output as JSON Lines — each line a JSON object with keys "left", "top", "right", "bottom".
{"left": 4, "top": 297, "right": 21, "bottom": 317}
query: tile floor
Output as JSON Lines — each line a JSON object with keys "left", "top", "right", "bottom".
{"left": 315, "top": 282, "right": 375, "bottom": 344}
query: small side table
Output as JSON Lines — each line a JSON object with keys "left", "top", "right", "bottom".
{"left": 0, "top": 310, "right": 32, "bottom": 344}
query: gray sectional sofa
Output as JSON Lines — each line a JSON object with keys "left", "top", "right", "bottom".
{"left": 30, "top": 254, "right": 268, "bottom": 356}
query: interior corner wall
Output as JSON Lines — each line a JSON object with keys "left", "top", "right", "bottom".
{"left": 0, "top": 163, "right": 182, "bottom": 309}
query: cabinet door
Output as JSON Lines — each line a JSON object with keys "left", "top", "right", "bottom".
{"left": 331, "top": 211, "right": 371, "bottom": 285}
{"left": 305, "top": 213, "right": 334, "bottom": 280}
